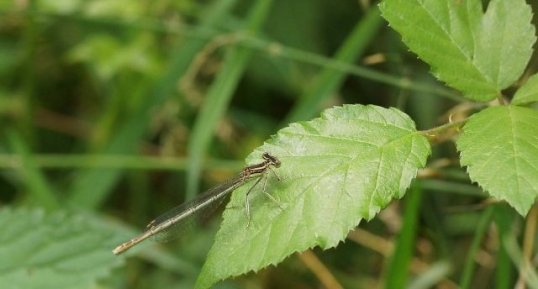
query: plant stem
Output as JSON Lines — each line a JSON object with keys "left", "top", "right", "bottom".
{"left": 420, "top": 119, "right": 468, "bottom": 141}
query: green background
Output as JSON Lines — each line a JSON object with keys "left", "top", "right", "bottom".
{"left": 1, "top": 0, "right": 536, "bottom": 288}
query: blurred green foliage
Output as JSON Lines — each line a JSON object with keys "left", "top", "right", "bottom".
{"left": 0, "top": 0, "right": 536, "bottom": 289}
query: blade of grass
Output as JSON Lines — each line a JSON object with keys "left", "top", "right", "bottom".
{"left": 384, "top": 183, "right": 422, "bottom": 289}
{"left": 26, "top": 8, "right": 460, "bottom": 103}
{"left": 503, "top": 233, "right": 538, "bottom": 289}
{"left": 419, "top": 179, "right": 487, "bottom": 197}
{"left": 5, "top": 130, "right": 59, "bottom": 210}
{"left": 26, "top": 6, "right": 461, "bottom": 103}
{"left": 516, "top": 205, "right": 538, "bottom": 288}
{"left": 407, "top": 261, "right": 452, "bottom": 289}
{"left": 284, "top": 6, "right": 383, "bottom": 123}
{"left": 493, "top": 204, "right": 516, "bottom": 289}
{"left": 241, "top": 37, "right": 461, "bottom": 102}
{"left": 186, "top": 0, "right": 273, "bottom": 199}
{"left": 420, "top": 192, "right": 450, "bottom": 261}
{"left": 20, "top": 1, "right": 38, "bottom": 137}
{"left": 67, "top": 0, "right": 238, "bottom": 209}
{"left": 459, "top": 206, "right": 495, "bottom": 289}
{"left": 0, "top": 154, "right": 242, "bottom": 171}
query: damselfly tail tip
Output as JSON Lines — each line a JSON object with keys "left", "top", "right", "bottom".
{"left": 112, "top": 243, "right": 129, "bottom": 255}
{"left": 113, "top": 230, "right": 153, "bottom": 256}
{"left": 112, "top": 247, "right": 122, "bottom": 255}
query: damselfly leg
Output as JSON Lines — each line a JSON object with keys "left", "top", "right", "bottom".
{"left": 243, "top": 170, "right": 283, "bottom": 227}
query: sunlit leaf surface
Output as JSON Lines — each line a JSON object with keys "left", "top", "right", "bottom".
{"left": 380, "top": 0, "right": 536, "bottom": 101}
{"left": 457, "top": 106, "right": 538, "bottom": 215}
{"left": 196, "top": 104, "right": 431, "bottom": 288}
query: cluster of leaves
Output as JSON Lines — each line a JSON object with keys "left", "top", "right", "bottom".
{"left": 381, "top": 0, "right": 538, "bottom": 215}
{"left": 197, "top": 0, "right": 538, "bottom": 287}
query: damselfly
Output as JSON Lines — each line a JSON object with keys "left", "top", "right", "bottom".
{"left": 113, "top": 152, "right": 281, "bottom": 255}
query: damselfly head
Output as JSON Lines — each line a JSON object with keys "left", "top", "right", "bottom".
{"left": 262, "top": 152, "right": 281, "bottom": 168}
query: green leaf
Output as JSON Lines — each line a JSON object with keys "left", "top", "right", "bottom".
{"left": 513, "top": 74, "right": 538, "bottom": 105}
{"left": 456, "top": 106, "right": 538, "bottom": 215}
{"left": 195, "top": 104, "right": 431, "bottom": 288}
{"left": 0, "top": 208, "right": 124, "bottom": 289}
{"left": 380, "top": 0, "right": 536, "bottom": 102}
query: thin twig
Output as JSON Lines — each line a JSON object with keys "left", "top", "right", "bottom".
{"left": 347, "top": 228, "right": 460, "bottom": 289}
{"left": 297, "top": 250, "right": 343, "bottom": 289}
{"left": 420, "top": 119, "right": 468, "bottom": 142}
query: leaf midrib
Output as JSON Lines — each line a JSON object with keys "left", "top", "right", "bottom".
{"left": 414, "top": 0, "right": 493, "bottom": 85}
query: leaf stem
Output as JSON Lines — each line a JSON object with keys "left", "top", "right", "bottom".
{"left": 497, "top": 93, "right": 507, "bottom": 105}
{"left": 419, "top": 119, "right": 468, "bottom": 141}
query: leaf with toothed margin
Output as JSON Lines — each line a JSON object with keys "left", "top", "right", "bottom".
{"left": 0, "top": 208, "right": 126, "bottom": 289}
{"left": 457, "top": 105, "right": 538, "bottom": 215}
{"left": 513, "top": 74, "right": 538, "bottom": 105}
{"left": 380, "top": 0, "right": 536, "bottom": 101}
{"left": 194, "top": 104, "right": 431, "bottom": 289}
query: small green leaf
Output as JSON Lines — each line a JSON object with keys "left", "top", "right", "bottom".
{"left": 195, "top": 104, "right": 431, "bottom": 288}
{"left": 513, "top": 74, "right": 538, "bottom": 105}
{"left": 456, "top": 106, "right": 538, "bottom": 215}
{"left": 0, "top": 208, "right": 124, "bottom": 289}
{"left": 380, "top": 0, "right": 536, "bottom": 101}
